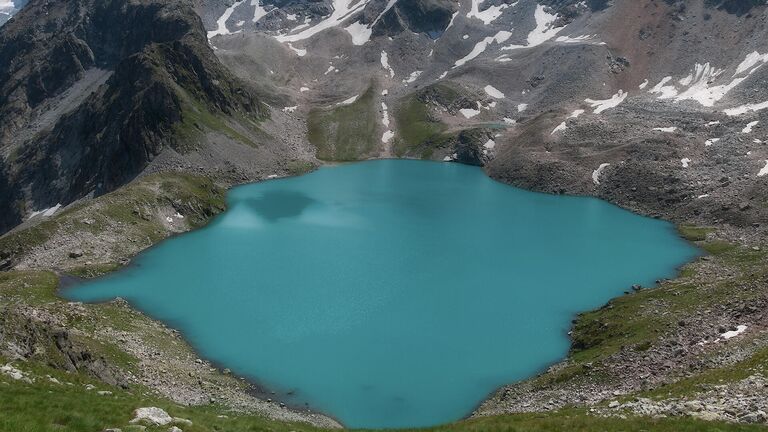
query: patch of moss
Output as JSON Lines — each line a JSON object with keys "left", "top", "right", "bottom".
{"left": 68, "top": 263, "right": 122, "bottom": 279}
{"left": 0, "top": 270, "right": 60, "bottom": 305}
{"left": 286, "top": 160, "right": 316, "bottom": 176}
{"left": 677, "top": 225, "right": 714, "bottom": 242}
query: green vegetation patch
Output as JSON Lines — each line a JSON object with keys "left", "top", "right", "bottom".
{"left": 286, "top": 160, "right": 317, "bottom": 176}
{"left": 0, "top": 362, "right": 762, "bottom": 432}
{"left": 558, "top": 227, "right": 767, "bottom": 387}
{"left": 0, "top": 356, "right": 320, "bottom": 432}
{"left": 0, "top": 172, "right": 226, "bottom": 270}
{"left": 175, "top": 92, "right": 259, "bottom": 151}
{"left": 308, "top": 86, "right": 379, "bottom": 161}
{"left": 678, "top": 225, "right": 714, "bottom": 242}
{"left": 643, "top": 344, "right": 768, "bottom": 399}
{"left": 0, "top": 270, "right": 60, "bottom": 305}
{"left": 393, "top": 83, "right": 463, "bottom": 158}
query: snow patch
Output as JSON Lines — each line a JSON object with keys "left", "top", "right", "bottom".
{"left": 650, "top": 52, "right": 768, "bottom": 107}
{"left": 554, "top": 34, "right": 603, "bottom": 45}
{"left": 503, "top": 5, "right": 563, "bottom": 50}
{"left": 638, "top": 79, "right": 649, "bottom": 90}
{"left": 517, "top": 103, "right": 528, "bottom": 112}
{"left": 551, "top": 122, "right": 567, "bottom": 135}
{"left": 585, "top": 90, "right": 627, "bottom": 114}
{"left": 705, "top": 138, "right": 720, "bottom": 146}
{"left": 208, "top": 0, "right": 246, "bottom": 39}
{"left": 403, "top": 71, "right": 422, "bottom": 84}
{"left": 759, "top": 161, "right": 768, "bottom": 177}
{"left": 380, "top": 51, "right": 395, "bottom": 78}
{"left": 725, "top": 101, "right": 768, "bottom": 117}
{"left": 275, "top": 0, "right": 372, "bottom": 43}
{"left": 681, "top": 158, "right": 691, "bottom": 168}
{"left": 483, "top": 139, "right": 496, "bottom": 149}
{"left": 454, "top": 31, "right": 512, "bottom": 68}
{"left": 467, "top": 0, "right": 514, "bottom": 25}
{"left": 338, "top": 95, "right": 358, "bottom": 105}
{"left": 372, "top": 0, "right": 398, "bottom": 27}
{"left": 653, "top": 127, "right": 677, "bottom": 132}
{"left": 282, "top": 106, "right": 298, "bottom": 113}
{"left": 484, "top": 85, "right": 505, "bottom": 99}
{"left": 592, "top": 163, "right": 610, "bottom": 185}
{"left": 460, "top": 108, "right": 481, "bottom": 118}
{"left": 29, "top": 204, "right": 62, "bottom": 219}
{"left": 381, "top": 102, "right": 390, "bottom": 127}
{"left": 648, "top": 77, "right": 678, "bottom": 99}
{"left": 551, "top": 110, "right": 584, "bottom": 134}
{"left": 445, "top": 10, "right": 459, "bottom": 32}
{"left": 252, "top": 0, "right": 269, "bottom": 23}
{"left": 344, "top": 21, "right": 372, "bottom": 45}
{"left": 721, "top": 325, "right": 747, "bottom": 339}
{"left": 734, "top": 51, "right": 768, "bottom": 76}
{"left": 382, "top": 130, "right": 394, "bottom": 143}
{"left": 300, "top": 87, "right": 310, "bottom": 92}
{"left": 742, "top": 121, "right": 759, "bottom": 133}
{"left": 286, "top": 43, "right": 306, "bottom": 56}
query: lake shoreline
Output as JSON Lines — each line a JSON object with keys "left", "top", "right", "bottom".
{"left": 1, "top": 159, "right": 766, "bottom": 429}
{"left": 58, "top": 161, "right": 688, "bottom": 426}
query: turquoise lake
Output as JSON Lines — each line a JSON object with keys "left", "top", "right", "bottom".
{"left": 65, "top": 160, "right": 699, "bottom": 429}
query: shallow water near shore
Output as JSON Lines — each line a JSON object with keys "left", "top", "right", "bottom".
{"left": 65, "top": 160, "right": 699, "bottom": 429}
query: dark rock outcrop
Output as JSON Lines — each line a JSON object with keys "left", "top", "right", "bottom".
{"left": 0, "top": 0, "right": 264, "bottom": 235}
{"left": 371, "top": 0, "right": 459, "bottom": 39}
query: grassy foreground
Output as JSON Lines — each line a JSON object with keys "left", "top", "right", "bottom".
{"left": 2, "top": 358, "right": 763, "bottom": 432}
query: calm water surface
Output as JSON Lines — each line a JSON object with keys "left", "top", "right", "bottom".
{"left": 65, "top": 160, "right": 698, "bottom": 428}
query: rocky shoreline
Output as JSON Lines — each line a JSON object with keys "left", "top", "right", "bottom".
{"left": 1, "top": 159, "right": 767, "bottom": 429}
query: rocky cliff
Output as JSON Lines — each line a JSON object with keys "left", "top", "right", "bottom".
{"left": 0, "top": 0, "right": 271, "bottom": 235}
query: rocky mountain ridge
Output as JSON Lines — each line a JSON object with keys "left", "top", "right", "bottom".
{"left": 3, "top": 0, "right": 767, "bottom": 236}
{"left": 193, "top": 0, "right": 768, "bottom": 226}
{"left": 0, "top": 0, "right": 317, "bottom": 236}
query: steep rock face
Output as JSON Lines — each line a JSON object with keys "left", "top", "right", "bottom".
{"left": 0, "top": 0, "right": 264, "bottom": 234}
{"left": 372, "top": 0, "right": 459, "bottom": 38}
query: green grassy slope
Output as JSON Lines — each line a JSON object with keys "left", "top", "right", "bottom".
{"left": 308, "top": 86, "right": 380, "bottom": 161}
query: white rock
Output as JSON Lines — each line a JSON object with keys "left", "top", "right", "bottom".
{"left": 130, "top": 407, "right": 174, "bottom": 426}
{"left": 173, "top": 417, "right": 193, "bottom": 426}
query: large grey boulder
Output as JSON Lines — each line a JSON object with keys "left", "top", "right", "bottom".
{"left": 130, "top": 407, "right": 173, "bottom": 426}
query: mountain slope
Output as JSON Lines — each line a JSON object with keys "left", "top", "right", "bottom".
{"left": 0, "top": 0, "right": 314, "bottom": 235}
{"left": 201, "top": 0, "right": 768, "bottom": 228}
